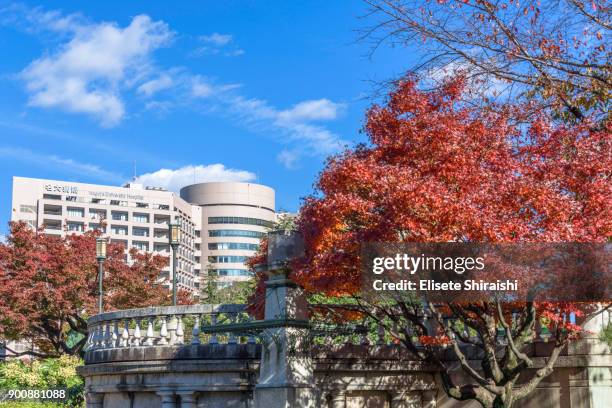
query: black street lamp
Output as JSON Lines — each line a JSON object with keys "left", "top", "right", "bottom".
{"left": 95, "top": 237, "right": 107, "bottom": 314}
{"left": 169, "top": 219, "right": 181, "bottom": 305}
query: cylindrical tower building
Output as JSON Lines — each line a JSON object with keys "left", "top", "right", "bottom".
{"left": 180, "top": 182, "right": 275, "bottom": 289}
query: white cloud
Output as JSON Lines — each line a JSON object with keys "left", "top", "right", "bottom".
{"left": 199, "top": 33, "right": 233, "bottom": 46}
{"left": 193, "top": 32, "right": 243, "bottom": 57}
{"left": 225, "top": 49, "right": 245, "bottom": 57}
{"left": 133, "top": 164, "right": 256, "bottom": 192}
{"left": 0, "top": 3, "right": 83, "bottom": 34}
{"left": 6, "top": 6, "right": 345, "bottom": 167}
{"left": 190, "top": 76, "right": 214, "bottom": 98}
{"left": 0, "top": 146, "right": 122, "bottom": 182}
{"left": 277, "top": 150, "right": 299, "bottom": 169}
{"left": 137, "top": 74, "right": 174, "bottom": 97}
{"left": 278, "top": 99, "right": 345, "bottom": 122}
{"left": 224, "top": 94, "right": 347, "bottom": 161}
{"left": 21, "top": 14, "right": 173, "bottom": 126}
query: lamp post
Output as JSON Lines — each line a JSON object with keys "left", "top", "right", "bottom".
{"left": 95, "top": 237, "right": 107, "bottom": 314}
{"left": 169, "top": 219, "right": 181, "bottom": 306}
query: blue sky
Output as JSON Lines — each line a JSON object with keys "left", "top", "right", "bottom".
{"left": 0, "top": 1, "right": 413, "bottom": 233}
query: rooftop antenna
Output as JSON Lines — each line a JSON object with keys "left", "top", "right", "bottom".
{"left": 132, "top": 161, "right": 137, "bottom": 181}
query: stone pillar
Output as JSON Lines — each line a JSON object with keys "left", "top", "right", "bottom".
{"left": 330, "top": 390, "right": 346, "bottom": 408}
{"left": 571, "top": 304, "right": 611, "bottom": 408}
{"left": 85, "top": 392, "right": 103, "bottom": 408}
{"left": 156, "top": 391, "right": 176, "bottom": 408}
{"left": 254, "top": 231, "right": 315, "bottom": 408}
{"left": 176, "top": 391, "right": 197, "bottom": 408}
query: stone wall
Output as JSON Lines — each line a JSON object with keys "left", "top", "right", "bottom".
{"left": 79, "top": 340, "right": 611, "bottom": 407}
{"left": 78, "top": 233, "right": 611, "bottom": 407}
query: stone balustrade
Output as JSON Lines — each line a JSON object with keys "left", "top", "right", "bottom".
{"left": 78, "top": 232, "right": 610, "bottom": 407}
{"left": 84, "top": 304, "right": 255, "bottom": 351}
{"left": 84, "top": 302, "right": 563, "bottom": 358}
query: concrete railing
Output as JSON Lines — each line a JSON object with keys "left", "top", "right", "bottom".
{"left": 84, "top": 302, "right": 559, "bottom": 353}
{"left": 84, "top": 304, "right": 256, "bottom": 351}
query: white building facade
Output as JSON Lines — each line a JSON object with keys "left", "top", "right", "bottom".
{"left": 11, "top": 177, "right": 277, "bottom": 294}
{"left": 180, "top": 182, "right": 276, "bottom": 288}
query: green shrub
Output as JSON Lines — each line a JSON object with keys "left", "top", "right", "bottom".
{"left": 0, "top": 356, "right": 84, "bottom": 407}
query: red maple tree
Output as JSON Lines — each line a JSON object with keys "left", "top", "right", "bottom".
{"left": 0, "top": 221, "right": 193, "bottom": 357}
{"left": 289, "top": 76, "right": 610, "bottom": 407}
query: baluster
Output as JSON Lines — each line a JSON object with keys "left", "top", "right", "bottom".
{"left": 228, "top": 313, "right": 237, "bottom": 344}
{"left": 158, "top": 315, "right": 168, "bottom": 345}
{"left": 104, "top": 321, "right": 112, "bottom": 349}
{"left": 94, "top": 323, "right": 104, "bottom": 349}
{"left": 176, "top": 315, "right": 184, "bottom": 345}
{"left": 85, "top": 327, "right": 93, "bottom": 351}
{"left": 209, "top": 313, "right": 218, "bottom": 345}
{"left": 89, "top": 325, "right": 97, "bottom": 350}
{"left": 191, "top": 315, "right": 201, "bottom": 345}
{"left": 145, "top": 317, "right": 155, "bottom": 346}
{"left": 168, "top": 315, "right": 177, "bottom": 345}
{"left": 247, "top": 316, "right": 256, "bottom": 344}
{"left": 112, "top": 320, "right": 119, "bottom": 348}
{"left": 133, "top": 319, "right": 142, "bottom": 346}
{"left": 121, "top": 319, "right": 130, "bottom": 347}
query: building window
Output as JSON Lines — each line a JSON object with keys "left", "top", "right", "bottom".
{"left": 133, "top": 227, "right": 149, "bottom": 237}
{"left": 136, "top": 202, "right": 149, "bottom": 208}
{"left": 43, "top": 194, "right": 61, "bottom": 200}
{"left": 133, "top": 213, "right": 149, "bottom": 223}
{"left": 132, "top": 241, "right": 149, "bottom": 251}
{"left": 209, "top": 269, "right": 252, "bottom": 277}
{"left": 208, "top": 216, "right": 274, "bottom": 228}
{"left": 111, "top": 225, "right": 128, "bottom": 235}
{"left": 67, "top": 207, "right": 85, "bottom": 217}
{"left": 111, "top": 211, "right": 128, "bottom": 221}
{"left": 43, "top": 204, "right": 62, "bottom": 216}
{"left": 154, "top": 244, "right": 169, "bottom": 253}
{"left": 208, "top": 255, "right": 249, "bottom": 263}
{"left": 88, "top": 223, "right": 106, "bottom": 232}
{"left": 111, "top": 239, "right": 127, "bottom": 249}
{"left": 208, "top": 230, "right": 265, "bottom": 238}
{"left": 43, "top": 220, "right": 62, "bottom": 230}
{"left": 20, "top": 204, "right": 37, "bottom": 214}
{"left": 89, "top": 209, "right": 106, "bottom": 220}
{"left": 67, "top": 222, "right": 84, "bottom": 232}
{"left": 208, "top": 242, "right": 260, "bottom": 251}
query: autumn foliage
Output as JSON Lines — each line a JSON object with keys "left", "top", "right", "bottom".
{"left": 0, "top": 222, "right": 193, "bottom": 357}
{"left": 294, "top": 76, "right": 610, "bottom": 294}
{"left": 288, "top": 75, "right": 610, "bottom": 407}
